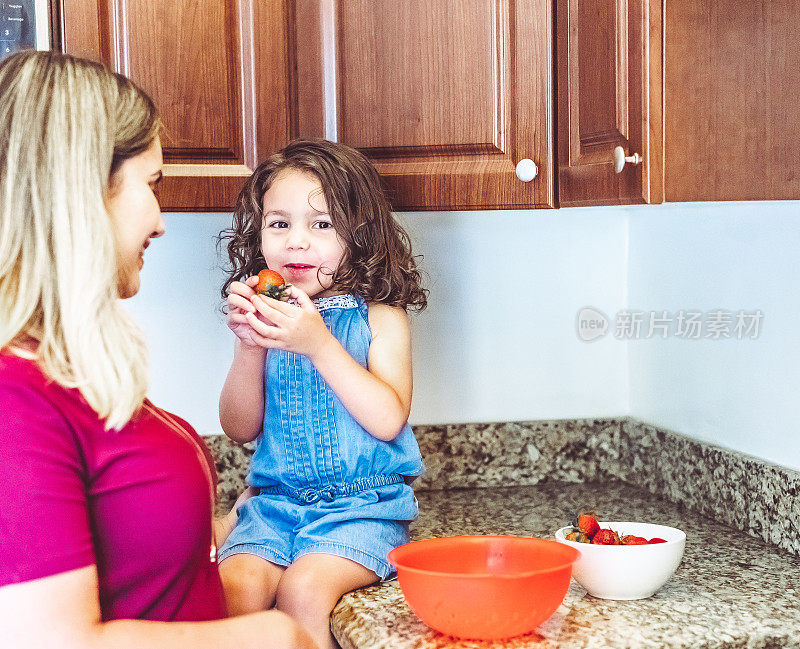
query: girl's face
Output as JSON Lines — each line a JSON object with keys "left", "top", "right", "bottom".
{"left": 106, "top": 136, "right": 165, "bottom": 299}
{"left": 260, "top": 168, "right": 346, "bottom": 299}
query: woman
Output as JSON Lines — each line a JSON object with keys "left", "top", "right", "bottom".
{"left": 0, "top": 50, "right": 317, "bottom": 649}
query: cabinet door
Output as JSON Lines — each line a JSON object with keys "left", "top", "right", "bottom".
{"left": 294, "top": 0, "right": 554, "bottom": 210}
{"left": 665, "top": 0, "right": 800, "bottom": 201}
{"left": 557, "top": 0, "right": 663, "bottom": 206}
{"left": 60, "top": 0, "right": 291, "bottom": 211}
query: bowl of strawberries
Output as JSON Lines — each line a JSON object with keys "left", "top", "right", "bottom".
{"left": 554, "top": 514, "right": 686, "bottom": 600}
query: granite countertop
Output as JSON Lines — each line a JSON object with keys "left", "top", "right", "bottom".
{"left": 331, "top": 481, "right": 800, "bottom": 649}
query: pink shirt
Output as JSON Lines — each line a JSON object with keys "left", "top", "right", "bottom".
{"left": 0, "top": 352, "right": 226, "bottom": 621}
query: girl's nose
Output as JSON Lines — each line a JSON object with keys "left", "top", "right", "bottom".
{"left": 285, "top": 227, "right": 310, "bottom": 250}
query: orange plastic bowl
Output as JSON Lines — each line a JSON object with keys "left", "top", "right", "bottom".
{"left": 387, "top": 535, "right": 578, "bottom": 639}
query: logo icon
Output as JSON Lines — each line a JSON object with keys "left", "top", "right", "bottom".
{"left": 577, "top": 307, "right": 609, "bottom": 342}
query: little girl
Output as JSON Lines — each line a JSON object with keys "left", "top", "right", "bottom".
{"left": 217, "top": 139, "right": 427, "bottom": 649}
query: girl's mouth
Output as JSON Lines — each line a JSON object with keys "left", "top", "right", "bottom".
{"left": 283, "top": 263, "right": 315, "bottom": 277}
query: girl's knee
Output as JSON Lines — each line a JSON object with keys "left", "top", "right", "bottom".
{"left": 219, "top": 555, "right": 281, "bottom": 613}
{"left": 275, "top": 570, "right": 333, "bottom": 619}
{"left": 275, "top": 553, "right": 378, "bottom": 620}
{"left": 220, "top": 562, "right": 253, "bottom": 594}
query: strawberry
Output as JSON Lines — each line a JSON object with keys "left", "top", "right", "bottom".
{"left": 591, "top": 528, "right": 621, "bottom": 545}
{"left": 648, "top": 538, "right": 667, "bottom": 544}
{"left": 577, "top": 514, "right": 600, "bottom": 540}
{"left": 255, "top": 269, "right": 289, "bottom": 301}
{"left": 621, "top": 535, "right": 649, "bottom": 545}
{"left": 565, "top": 530, "right": 590, "bottom": 543}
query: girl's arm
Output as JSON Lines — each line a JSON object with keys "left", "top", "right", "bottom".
{"left": 313, "top": 303, "right": 412, "bottom": 440}
{"left": 218, "top": 339, "right": 267, "bottom": 444}
{"left": 0, "top": 566, "right": 317, "bottom": 649}
{"left": 245, "top": 290, "right": 412, "bottom": 441}
{"left": 220, "top": 276, "right": 278, "bottom": 444}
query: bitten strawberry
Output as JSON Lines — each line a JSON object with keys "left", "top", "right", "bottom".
{"left": 591, "top": 528, "right": 621, "bottom": 545}
{"left": 621, "top": 535, "right": 649, "bottom": 545}
{"left": 577, "top": 514, "right": 600, "bottom": 540}
{"left": 565, "top": 531, "right": 591, "bottom": 543}
{"left": 647, "top": 538, "right": 667, "bottom": 544}
{"left": 255, "top": 269, "right": 289, "bottom": 301}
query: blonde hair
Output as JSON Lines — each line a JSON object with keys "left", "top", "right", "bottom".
{"left": 0, "top": 50, "right": 161, "bottom": 430}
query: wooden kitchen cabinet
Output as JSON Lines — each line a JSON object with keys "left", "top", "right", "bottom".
{"left": 57, "top": 1, "right": 800, "bottom": 210}
{"left": 292, "top": 0, "right": 555, "bottom": 210}
{"left": 556, "top": 0, "right": 663, "bottom": 206}
{"left": 58, "top": 0, "right": 556, "bottom": 211}
{"left": 56, "top": 0, "right": 666, "bottom": 211}
{"left": 59, "top": 0, "right": 293, "bottom": 211}
{"left": 665, "top": 0, "right": 800, "bottom": 201}
{"left": 57, "top": 0, "right": 665, "bottom": 211}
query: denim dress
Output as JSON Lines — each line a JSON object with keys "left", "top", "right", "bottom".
{"left": 218, "top": 294, "right": 424, "bottom": 579}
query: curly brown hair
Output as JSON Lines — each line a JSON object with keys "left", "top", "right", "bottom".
{"left": 219, "top": 139, "right": 427, "bottom": 311}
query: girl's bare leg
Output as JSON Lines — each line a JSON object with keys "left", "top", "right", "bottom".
{"left": 275, "top": 553, "right": 378, "bottom": 649}
{"left": 219, "top": 553, "right": 286, "bottom": 616}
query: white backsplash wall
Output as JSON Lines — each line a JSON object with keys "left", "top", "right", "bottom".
{"left": 626, "top": 201, "right": 800, "bottom": 471}
{"left": 127, "top": 208, "right": 630, "bottom": 434}
{"left": 126, "top": 201, "right": 800, "bottom": 471}
{"left": 395, "top": 209, "right": 629, "bottom": 423}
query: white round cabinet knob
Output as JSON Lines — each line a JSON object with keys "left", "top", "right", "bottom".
{"left": 515, "top": 159, "right": 538, "bottom": 182}
{"left": 613, "top": 146, "right": 643, "bottom": 174}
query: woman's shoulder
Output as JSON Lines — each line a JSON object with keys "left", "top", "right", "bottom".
{"left": 0, "top": 352, "right": 80, "bottom": 405}
{"left": 0, "top": 352, "right": 78, "bottom": 445}
{"left": 0, "top": 351, "right": 98, "bottom": 434}
{"left": 0, "top": 350, "right": 50, "bottom": 392}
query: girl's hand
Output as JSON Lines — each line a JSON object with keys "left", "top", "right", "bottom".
{"left": 214, "top": 486, "right": 257, "bottom": 547}
{"left": 231, "top": 485, "right": 258, "bottom": 514}
{"left": 226, "top": 276, "right": 274, "bottom": 348}
{"left": 245, "top": 285, "right": 335, "bottom": 359}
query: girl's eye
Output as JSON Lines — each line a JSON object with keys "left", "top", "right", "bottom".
{"left": 314, "top": 220, "right": 333, "bottom": 230}
{"left": 268, "top": 220, "right": 288, "bottom": 229}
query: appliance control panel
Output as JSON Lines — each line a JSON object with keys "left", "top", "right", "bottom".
{"left": 1, "top": 1, "right": 36, "bottom": 61}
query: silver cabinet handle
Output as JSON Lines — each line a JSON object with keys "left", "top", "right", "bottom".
{"left": 613, "top": 146, "right": 642, "bottom": 173}
{"left": 515, "top": 158, "right": 538, "bottom": 182}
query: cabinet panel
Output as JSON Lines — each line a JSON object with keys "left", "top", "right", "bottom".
{"left": 61, "top": 0, "right": 292, "bottom": 211}
{"left": 338, "top": 1, "right": 499, "bottom": 154}
{"left": 124, "top": 1, "right": 241, "bottom": 159}
{"left": 295, "top": 0, "right": 554, "bottom": 210}
{"left": 557, "top": 0, "right": 663, "bottom": 206}
{"left": 665, "top": 0, "right": 800, "bottom": 201}
{"left": 574, "top": 0, "right": 630, "bottom": 159}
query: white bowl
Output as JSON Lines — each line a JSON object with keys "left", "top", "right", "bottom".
{"left": 554, "top": 522, "right": 686, "bottom": 600}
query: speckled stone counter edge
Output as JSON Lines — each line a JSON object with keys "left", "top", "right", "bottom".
{"left": 205, "top": 417, "right": 800, "bottom": 556}
{"left": 615, "top": 419, "right": 800, "bottom": 557}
